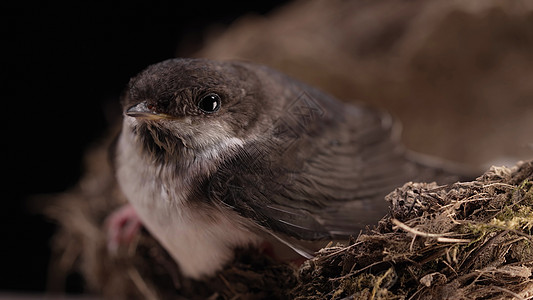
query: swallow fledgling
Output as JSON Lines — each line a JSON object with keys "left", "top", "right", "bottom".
{"left": 112, "top": 58, "right": 467, "bottom": 279}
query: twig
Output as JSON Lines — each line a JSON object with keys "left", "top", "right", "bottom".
{"left": 330, "top": 260, "right": 389, "bottom": 281}
{"left": 392, "top": 219, "right": 470, "bottom": 243}
{"left": 491, "top": 285, "right": 524, "bottom": 300}
{"left": 436, "top": 237, "right": 471, "bottom": 243}
{"left": 321, "top": 241, "right": 363, "bottom": 259}
{"left": 482, "top": 182, "right": 515, "bottom": 190}
{"left": 218, "top": 274, "right": 237, "bottom": 296}
{"left": 371, "top": 268, "right": 394, "bottom": 300}
{"left": 459, "top": 230, "right": 508, "bottom": 270}
{"left": 392, "top": 219, "right": 449, "bottom": 237}
{"left": 128, "top": 267, "right": 158, "bottom": 300}
{"left": 441, "top": 259, "right": 458, "bottom": 277}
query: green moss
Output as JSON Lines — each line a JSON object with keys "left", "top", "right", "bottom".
{"left": 462, "top": 223, "right": 500, "bottom": 246}
{"left": 491, "top": 206, "right": 533, "bottom": 232}
{"left": 331, "top": 269, "right": 402, "bottom": 300}
{"left": 522, "top": 179, "right": 533, "bottom": 204}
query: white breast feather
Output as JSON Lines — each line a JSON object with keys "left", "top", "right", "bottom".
{"left": 116, "top": 117, "right": 261, "bottom": 279}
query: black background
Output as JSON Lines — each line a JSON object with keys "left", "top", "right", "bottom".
{"left": 2, "top": 1, "right": 286, "bottom": 293}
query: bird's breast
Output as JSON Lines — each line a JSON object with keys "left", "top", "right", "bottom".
{"left": 115, "top": 125, "right": 262, "bottom": 278}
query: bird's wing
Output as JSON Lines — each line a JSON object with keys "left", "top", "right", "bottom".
{"left": 208, "top": 96, "right": 416, "bottom": 241}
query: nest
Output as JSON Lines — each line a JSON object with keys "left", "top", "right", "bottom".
{"left": 293, "top": 161, "right": 533, "bottom": 299}
{"left": 46, "top": 129, "right": 533, "bottom": 299}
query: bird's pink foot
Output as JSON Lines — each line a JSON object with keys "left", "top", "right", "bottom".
{"left": 105, "top": 203, "right": 142, "bottom": 253}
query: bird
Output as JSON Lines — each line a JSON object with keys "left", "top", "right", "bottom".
{"left": 111, "top": 57, "right": 468, "bottom": 279}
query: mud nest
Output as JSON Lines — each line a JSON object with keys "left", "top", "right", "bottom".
{"left": 46, "top": 132, "right": 533, "bottom": 299}
{"left": 294, "top": 161, "right": 533, "bottom": 299}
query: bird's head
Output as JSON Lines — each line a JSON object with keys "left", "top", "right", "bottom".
{"left": 121, "top": 58, "right": 283, "bottom": 163}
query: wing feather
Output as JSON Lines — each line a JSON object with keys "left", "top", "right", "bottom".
{"left": 208, "top": 99, "right": 418, "bottom": 240}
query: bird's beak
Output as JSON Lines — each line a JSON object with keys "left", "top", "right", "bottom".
{"left": 126, "top": 102, "right": 174, "bottom": 120}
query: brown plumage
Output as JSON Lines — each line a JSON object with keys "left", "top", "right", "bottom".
{"left": 115, "top": 58, "right": 469, "bottom": 278}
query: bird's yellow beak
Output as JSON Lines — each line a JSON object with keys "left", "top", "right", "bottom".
{"left": 126, "top": 101, "right": 174, "bottom": 120}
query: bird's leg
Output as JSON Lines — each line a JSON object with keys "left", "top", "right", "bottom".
{"left": 105, "top": 203, "right": 143, "bottom": 253}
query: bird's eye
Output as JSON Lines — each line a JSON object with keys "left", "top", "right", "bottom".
{"left": 197, "top": 93, "right": 221, "bottom": 113}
